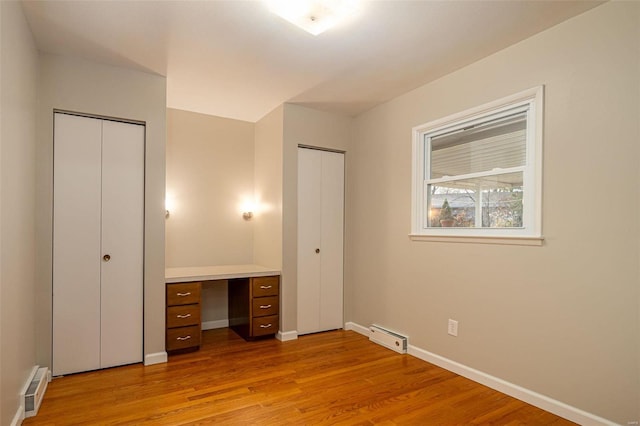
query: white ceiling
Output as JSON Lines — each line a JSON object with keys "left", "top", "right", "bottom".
{"left": 21, "top": 0, "right": 602, "bottom": 122}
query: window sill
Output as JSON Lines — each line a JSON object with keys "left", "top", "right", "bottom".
{"left": 408, "top": 234, "right": 544, "bottom": 246}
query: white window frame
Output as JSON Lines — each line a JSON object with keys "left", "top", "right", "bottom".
{"left": 410, "top": 86, "right": 544, "bottom": 246}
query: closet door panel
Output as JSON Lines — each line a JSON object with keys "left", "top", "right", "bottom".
{"left": 100, "top": 120, "right": 144, "bottom": 368}
{"left": 297, "top": 148, "right": 322, "bottom": 335}
{"left": 319, "top": 151, "right": 344, "bottom": 330}
{"left": 53, "top": 114, "right": 102, "bottom": 375}
{"left": 297, "top": 148, "right": 345, "bottom": 335}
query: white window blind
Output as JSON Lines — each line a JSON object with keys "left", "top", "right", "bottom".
{"left": 430, "top": 111, "right": 526, "bottom": 179}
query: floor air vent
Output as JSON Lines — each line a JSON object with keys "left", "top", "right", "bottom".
{"left": 22, "top": 366, "right": 49, "bottom": 418}
{"left": 369, "top": 325, "right": 408, "bottom": 354}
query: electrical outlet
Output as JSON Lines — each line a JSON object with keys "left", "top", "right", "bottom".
{"left": 448, "top": 319, "right": 458, "bottom": 336}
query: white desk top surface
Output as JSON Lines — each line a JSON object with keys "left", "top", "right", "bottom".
{"left": 165, "top": 264, "right": 280, "bottom": 283}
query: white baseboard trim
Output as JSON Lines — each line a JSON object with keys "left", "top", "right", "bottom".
{"left": 276, "top": 330, "right": 298, "bottom": 341}
{"left": 10, "top": 405, "right": 24, "bottom": 426}
{"left": 347, "top": 322, "right": 615, "bottom": 426}
{"left": 202, "top": 320, "right": 229, "bottom": 330}
{"left": 409, "top": 345, "right": 616, "bottom": 426}
{"left": 144, "top": 351, "right": 167, "bottom": 366}
{"left": 344, "top": 321, "right": 370, "bottom": 336}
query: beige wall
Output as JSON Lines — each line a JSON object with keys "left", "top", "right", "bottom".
{"left": 282, "top": 104, "right": 351, "bottom": 333}
{"left": 0, "top": 2, "right": 38, "bottom": 423}
{"left": 347, "top": 2, "right": 639, "bottom": 423}
{"left": 254, "top": 106, "right": 284, "bottom": 270}
{"left": 166, "top": 108, "right": 255, "bottom": 267}
{"left": 36, "top": 54, "right": 167, "bottom": 366}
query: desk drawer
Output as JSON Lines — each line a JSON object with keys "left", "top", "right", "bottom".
{"left": 252, "top": 315, "right": 278, "bottom": 337}
{"left": 167, "top": 305, "right": 201, "bottom": 328}
{"left": 167, "top": 282, "right": 201, "bottom": 306}
{"left": 252, "top": 296, "right": 279, "bottom": 317}
{"left": 166, "top": 326, "right": 201, "bottom": 351}
{"left": 252, "top": 276, "right": 279, "bottom": 297}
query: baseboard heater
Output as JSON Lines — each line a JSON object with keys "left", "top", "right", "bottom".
{"left": 369, "top": 325, "right": 408, "bottom": 354}
{"left": 21, "top": 366, "right": 49, "bottom": 418}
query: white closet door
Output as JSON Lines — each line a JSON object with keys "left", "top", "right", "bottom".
{"left": 100, "top": 120, "right": 144, "bottom": 368}
{"left": 297, "top": 147, "right": 344, "bottom": 335}
{"left": 53, "top": 114, "right": 103, "bottom": 375}
{"left": 53, "top": 113, "right": 144, "bottom": 376}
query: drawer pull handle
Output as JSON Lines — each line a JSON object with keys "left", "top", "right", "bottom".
{"left": 177, "top": 314, "right": 192, "bottom": 319}
{"left": 176, "top": 292, "right": 191, "bottom": 297}
{"left": 259, "top": 304, "right": 272, "bottom": 309}
{"left": 176, "top": 335, "right": 192, "bottom": 341}
{"left": 260, "top": 285, "right": 272, "bottom": 289}
{"left": 260, "top": 324, "right": 272, "bottom": 328}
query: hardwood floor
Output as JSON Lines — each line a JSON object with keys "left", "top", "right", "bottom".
{"left": 26, "top": 329, "right": 575, "bottom": 425}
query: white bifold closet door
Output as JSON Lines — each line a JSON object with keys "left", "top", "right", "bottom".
{"left": 297, "top": 147, "right": 344, "bottom": 335}
{"left": 53, "top": 113, "right": 144, "bottom": 376}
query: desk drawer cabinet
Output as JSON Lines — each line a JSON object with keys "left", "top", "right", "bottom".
{"left": 166, "top": 325, "right": 200, "bottom": 351}
{"left": 252, "top": 276, "right": 279, "bottom": 297}
{"left": 167, "top": 305, "right": 201, "bottom": 329}
{"left": 167, "top": 282, "right": 200, "bottom": 305}
{"left": 252, "top": 296, "right": 278, "bottom": 317}
{"left": 252, "top": 315, "right": 278, "bottom": 337}
{"left": 229, "top": 275, "right": 280, "bottom": 340}
{"left": 166, "top": 282, "right": 201, "bottom": 352}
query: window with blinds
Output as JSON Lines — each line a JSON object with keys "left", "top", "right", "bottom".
{"left": 411, "top": 87, "right": 543, "bottom": 242}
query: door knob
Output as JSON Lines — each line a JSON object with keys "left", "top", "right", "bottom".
{"left": 315, "top": 248, "right": 320, "bottom": 254}
{"left": 103, "top": 254, "right": 111, "bottom": 261}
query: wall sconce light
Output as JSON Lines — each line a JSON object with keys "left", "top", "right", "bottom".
{"left": 165, "top": 192, "right": 176, "bottom": 220}
{"left": 240, "top": 198, "right": 256, "bottom": 220}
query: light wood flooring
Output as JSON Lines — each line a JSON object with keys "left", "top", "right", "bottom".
{"left": 25, "top": 329, "right": 575, "bottom": 425}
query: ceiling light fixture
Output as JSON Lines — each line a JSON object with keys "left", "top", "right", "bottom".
{"left": 267, "top": 0, "right": 361, "bottom": 36}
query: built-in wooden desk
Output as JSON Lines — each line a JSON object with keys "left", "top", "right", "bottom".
{"left": 165, "top": 265, "right": 281, "bottom": 352}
